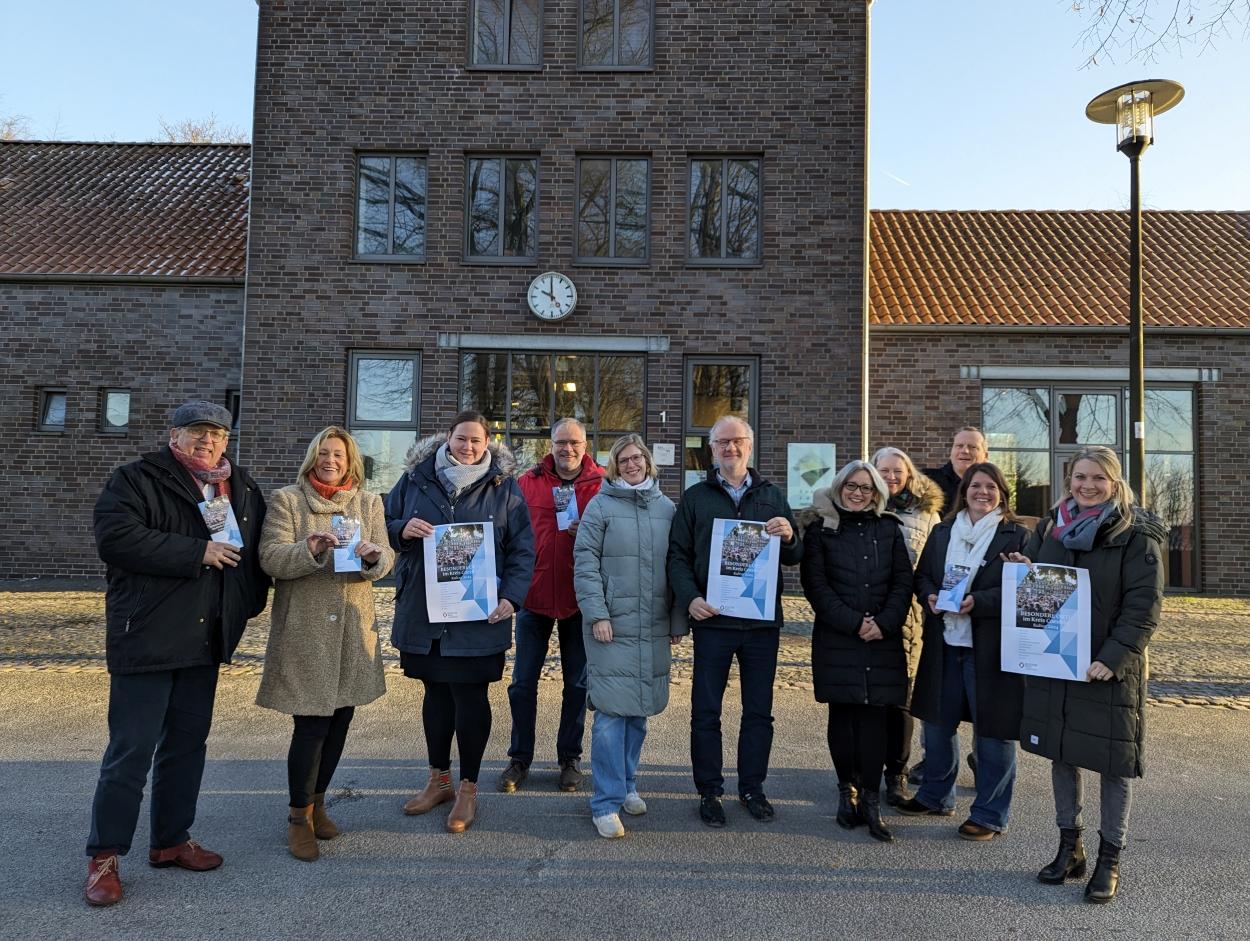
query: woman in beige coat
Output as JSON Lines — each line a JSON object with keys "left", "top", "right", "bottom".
{"left": 258, "top": 426, "right": 394, "bottom": 861}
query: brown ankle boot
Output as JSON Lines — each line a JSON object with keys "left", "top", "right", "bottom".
{"left": 403, "top": 768, "right": 453, "bottom": 816}
{"left": 311, "top": 792, "right": 340, "bottom": 839}
{"left": 287, "top": 805, "right": 319, "bottom": 861}
{"left": 446, "top": 780, "right": 478, "bottom": 833}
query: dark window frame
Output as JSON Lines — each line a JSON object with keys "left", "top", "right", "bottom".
{"left": 685, "top": 154, "right": 764, "bottom": 267}
{"left": 99, "top": 388, "right": 131, "bottom": 435}
{"left": 348, "top": 350, "right": 422, "bottom": 429}
{"left": 682, "top": 356, "right": 761, "bottom": 479}
{"left": 225, "top": 389, "right": 242, "bottom": 436}
{"left": 463, "top": 154, "right": 541, "bottom": 265}
{"left": 573, "top": 154, "right": 651, "bottom": 266}
{"left": 466, "top": 0, "right": 544, "bottom": 71}
{"left": 37, "top": 388, "right": 68, "bottom": 433}
{"left": 576, "top": 0, "right": 656, "bottom": 71}
{"left": 353, "top": 152, "right": 429, "bottom": 262}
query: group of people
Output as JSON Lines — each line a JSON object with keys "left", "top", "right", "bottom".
{"left": 82, "top": 401, "right": 1164, "bottom": 910}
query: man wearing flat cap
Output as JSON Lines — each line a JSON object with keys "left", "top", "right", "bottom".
{"left": 83, "top": 400, "right": 270, "bottom": 907}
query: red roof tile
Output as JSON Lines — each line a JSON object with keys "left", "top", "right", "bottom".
{"left": 870, "top": 209, "right": 1250, "bottom": 329}
{"left": 0, "top": 142, "right": 249, "bottom": 279}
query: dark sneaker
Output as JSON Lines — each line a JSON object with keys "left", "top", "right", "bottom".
{"left": 739, "top": 791, "right": 775, "bottom": 822}
{"left": 558, "top": 758, "right": 584, "bottom": 792}
{"left": 895, "top": 796, "right": 955, "bottom": 817}
{"left": 497, "top": 759, "right": 529, "bottom": 793}
{"left": 699, "top": 795, "right": 727, "bottom": 828}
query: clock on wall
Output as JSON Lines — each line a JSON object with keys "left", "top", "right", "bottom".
{"left": 527, "top": 271, "right": 577, "bottom": 322}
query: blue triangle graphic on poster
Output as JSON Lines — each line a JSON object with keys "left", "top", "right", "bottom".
{"left": 459, "top": 543, "right": 490, "bottom": 617}
{"left": 738, "top": 542, "right": 771, "bottom": 617}
{"left": 1039, "top": 587, "right": 1083, "bottom": 679}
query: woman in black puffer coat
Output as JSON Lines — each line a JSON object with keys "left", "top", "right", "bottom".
{"left": 800, "top": 460, "right": 914, "bottom": 842}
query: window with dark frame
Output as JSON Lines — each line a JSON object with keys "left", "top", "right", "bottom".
{"left": 356, "top": 155, "right": 427, "bottom": 260}
{"left": 687, "top": 156, "right": 762, "bottom": 263}
{"left": 682, "top": 357, "right": 759, "bottom": 484}
{"left": 38, "top": 389, "right": 67, "bottom": 431}
{"left": 225, "top": 389, "right": 242, "bottom": 435}
{"left": 466, "top": 156, "right": 538, "bottom": 261}
{"left": 348, "top": 352, "right": 421, "bottom": 493}
{"left": 100, "top": 389, "right": 131, "bottom": 433}
{"left": 579, "top": 0, "right": 653, "bottom": 68}
{"left": 470, "top": 0, "right": 542, "bottom": 68}
{"left": 576, "top": 156, "right": 650, "bottom": 263}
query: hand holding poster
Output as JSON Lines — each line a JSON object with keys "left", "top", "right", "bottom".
{"left": 331, "top": 514, "right": 363, "bottom": 573}
{"left": 553, "top": 484, "right": 579, "bottom": 532}
{"left": 424, "top": 522, "right": 498, "bottom": 623}
{"left": 1001, "top": 562, "right": 1091, "bottom": 682}
{"left": 704, "top": 518, "right": 780, "bottom": 621}
{"left": 199, "top": 496, "right": 243, "bottom": 547}
{"left": 934, "top": 563, "right": 973, "bottom": 613}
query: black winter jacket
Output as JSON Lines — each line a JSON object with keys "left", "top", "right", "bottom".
{"left": 922, "top": 462, "right": 962, "bottom": 517}
{"left": 798, "top": 494, "right": 913, "bottom": 706}
{"left": 93, "top": 448, "right": 270, "bottom": 674}
{"left": 666, "top": 468, "right": 802, "bottom": 631}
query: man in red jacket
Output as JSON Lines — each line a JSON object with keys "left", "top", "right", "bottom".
{"left": 500, "top": 418, "right": 605, "bottom": 793}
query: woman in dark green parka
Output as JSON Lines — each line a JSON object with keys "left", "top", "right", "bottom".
{"left": 1009, "top": 446, "right": 1165, "bottom": 905}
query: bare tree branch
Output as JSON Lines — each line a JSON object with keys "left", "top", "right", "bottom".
{"left": 1071, "top": 0, "right": 1249, "bottom": 67}
{"left": 157, "top": 113, "right": 249, "bottom": 144}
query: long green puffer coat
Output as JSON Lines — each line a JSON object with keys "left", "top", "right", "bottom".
{"left": 573, "top": 480, "right": 686, "bottom": 718}
{"left": 1018, "top": 508, "right": 1166, "bottom": 779}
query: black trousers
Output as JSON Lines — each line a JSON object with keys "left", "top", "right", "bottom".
{"left": 288, "top": 706, "right": 355, "bottom": 807}
{"left": 885, "top": 705, "right": 915, "bottom": 776}
{"left": 827, "top": 703, "right": 889, "bottom": 794}
{"left": 86, "top": 665, "right": 219, "bottom": 856}
{"left": 422, "top": 680, "right": 492, "bottom": 783}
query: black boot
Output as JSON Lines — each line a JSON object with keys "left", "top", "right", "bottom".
{"left": 836, "top": 783, "right": 861, "bottom": 830}
{"left": 859, "top": 791, "right": 894, "bottom": 843}
{"left": 1084, "top": 833, "right": 1121, "bottom": 904}
{"left": 1038, "top": 827, "right": 1086, "bottom": 884}
{"left": 885, "top": 774, "right": 912, "bottom": 808}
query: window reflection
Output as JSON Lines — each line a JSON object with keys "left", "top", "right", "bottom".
{"left": 353, "top": 429, "right": 414, "bottom": 494}
{"left": 510, "top": 354, "right": 552, "bottom": 429}
{"left": 1057, "top": 393, "right": 1117, "bottom": 445}
{"left": 355, "top": 358, "right": 414, "bottom": 423}
{"left": 983, "top": 387, "right": 1049, "bottom": 450}
{"left": 690, "top": 363, "right": 752, "bottom": 428}
{"left": 989, "top": 449, "right": 1051, "bottom": 519}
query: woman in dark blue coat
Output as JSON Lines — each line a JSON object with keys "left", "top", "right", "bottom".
{"left": 385, "top": 411, "right": 534, "bottom": 833}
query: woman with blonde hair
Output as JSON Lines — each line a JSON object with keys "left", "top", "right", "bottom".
{"left": 573, "top": 434, "right": 683, "bottom": 838}
{"left": 258, "top": 426, "right": 394, "bottom": 861}
{"left": 1009, "top": 446, "right": 1165, "bottom": 904}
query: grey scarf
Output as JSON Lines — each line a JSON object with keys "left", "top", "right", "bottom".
{"left": 435, "top": 443, "right": 493, "bottom": 500}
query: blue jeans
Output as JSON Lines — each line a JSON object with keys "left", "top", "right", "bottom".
{"left": 691, "top": 625, "right": 779, "bottom": 798}
{"left": 507, "top": 609, "right": 587, "bottom": 764}
{"left": 915, "top": 642, "right": 1017, "bottom": 832}
{"left": 589, "top": 713, "right": 648, "bottom": 817}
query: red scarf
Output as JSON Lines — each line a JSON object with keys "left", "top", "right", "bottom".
{"left": 307, "top": 473, "right": 355, "bottom": 500}
{"left": 169, "top": 443, "right": 231, "bottom": 499}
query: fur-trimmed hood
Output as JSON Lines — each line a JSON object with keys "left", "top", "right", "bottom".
{"left": 403, "top": 433, "right": 518, "bottom": 478}
{"left": 890, "top": 470, "right": 944, "bottom": 518}
{"left": 797, "top": 471, "right": 942, "bottom": 534}
{"left": 796, "top": 486, "right": 865, "bottom": 532}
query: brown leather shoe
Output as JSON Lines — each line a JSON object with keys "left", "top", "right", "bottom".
{"left": 446, "top": 780, "right": 478, "bottom": 833}
{"left": 311, "top": 792, "right": 340, "bottom": 839}
{"left": 403, "top": 768, "right": 454, "bottom": 816}
{"left": 287, "top": 806, "right": 319, "bottom": 862}
{"left": 147, "top": 839, "right": 223, "bottom": 871}
{"left": 958, "top": 819, "right": 1002, "bottom": 841}
{"left": 85, "top": 852, "right": 122, "bottom": 907}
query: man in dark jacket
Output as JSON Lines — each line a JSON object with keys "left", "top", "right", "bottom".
{"left": 84, "top": 401, "right": 269, "bottom": 907}
{"left": 924, "top": 426, "right": 989, "bottom": 516}
{"left": 500, "top": 418, "right": 604, "bottom": 793}
{"left": 666, "top": 416, "right": 802, "bottom": 827}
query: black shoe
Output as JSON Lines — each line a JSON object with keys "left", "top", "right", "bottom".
{"left": 836, "top": 783, "right": 862, "bottom": 830}
{"left": 885, "top": 774, "right": 913, "bottom": 808}
{"left": 895, "top": 796, "right": 955, "bottom": 817}
{"left": 1084, "top": 833, "right": 1121, "bottom": 904}
{"left": 860, "top": 792, "right": 894, "bottom": 843}
{"left": 497, "top": 759, "right": 529, "bottom": 793}
{"left": 1038, "top": 827, "right": 1087, "bottom": 884}
{"left": 739, "top": 791, "right": 775, "bottom": 822}
{"left": 906, "top": 759, "right": 925, "bottom": 786}
{"left": 557, "top": 758, "right": 584, "bottom": 792}
{"left": 699, "top": 795, "right": 727, "bottom": 828}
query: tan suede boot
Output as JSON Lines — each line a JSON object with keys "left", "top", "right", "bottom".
{"left": 403, "top": 768, "right": 453, "bottom": 816}
{"left": 446, "top": 780, "right": 478, "bottom": 833}
{"left": 287, "top": 805, "right": 319, "bottom": 861}
{"left": 311, "top": 792, "right": 340, "bottom": 840}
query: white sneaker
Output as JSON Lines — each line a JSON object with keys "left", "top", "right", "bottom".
{"left": 593, "top": 813, "right": 625, "bottom": 839}
{"left": 622, "top": 792, "right": 647, "bottom": 816}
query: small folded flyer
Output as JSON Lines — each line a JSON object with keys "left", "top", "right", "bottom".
{"left": 934, "top": 563, "right": 973, "bottom": 613}
{"left": 553, "top": 484, "right": 580, "bottom": 531}
{"left": 199, "top": 495, "right": 243, "bottom": 547}
{"left": 704, "top": 518, "right": 780, "bottom": 621}
{"left": 1001, "top": 562, "right": 1092, "bottom": 682}
{"left": 423, "top": 522, "right": 498, "bottom": 623}
{"left": 331, "top": 514, "right": 363, "bottom": 573}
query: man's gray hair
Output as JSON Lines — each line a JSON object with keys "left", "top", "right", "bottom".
{"left": 709, "top": 415, "right": 754, "bottom": 443}
{"left": 551, "top": 417, "right": 587, "bottom": 440}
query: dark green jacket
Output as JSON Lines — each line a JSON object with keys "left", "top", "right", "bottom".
{"left": 666, "top": 468, "right": 802, "bottom": 631}
{"left": 1019, "top": 508, "right": 1166, "bottom": 778}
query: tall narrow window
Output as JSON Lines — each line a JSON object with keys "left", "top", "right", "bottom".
{"left": 38, "top": 389, "right": 67, "bottom": 431}
{"left": 580, "top": 0, "right": 653, "bottom": 68}
{"left": 682, "top": 358, "right": 758, "bottom": 488}
{"left": 471, "top": 0, "right": 541, "bottom": 67}
{"left": 348, "top": 352, "right": 420, "bottom": 493}
{"left": 100, "top": 390, "right": 131, "bottom": 433}
{"left": 688, "top": 157, "right": 761, "bottom": 263}
{"left": 356, "top": 155, "right": 427, "bottom": 260}
{"left": 576, "top": 157, "right": 649, "bottom": 262}
{"left": 466, "top": 156, "right": 538, "bottom": 261}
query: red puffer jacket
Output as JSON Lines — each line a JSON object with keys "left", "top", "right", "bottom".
{"left": 518, "top": 453, "right": 604, "bottom": 618}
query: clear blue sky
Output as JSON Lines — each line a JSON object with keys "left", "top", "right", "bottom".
{"left": 2, "top": 0, "right": 1246, "bottom": 210}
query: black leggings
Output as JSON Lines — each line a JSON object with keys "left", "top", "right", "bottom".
{"left": 288, "top": 706, "right": 355, "bottom": 808}
{"left": 827, "top": 704, "right": 889, "bottom": 793}
{"left": 885, "top": 706, "right": 915, "bottom": 776}
{"left": 422, "top": 680, "right": 492, "bottom": 783}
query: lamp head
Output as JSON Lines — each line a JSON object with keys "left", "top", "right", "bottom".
{"left": 1086, "top": 79, "right": 1184, "bottom": 155}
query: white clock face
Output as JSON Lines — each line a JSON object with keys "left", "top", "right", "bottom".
{"left": 527, "top": 271, "right": 577, "bottom": 321}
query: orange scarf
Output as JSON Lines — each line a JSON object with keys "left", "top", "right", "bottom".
{"left": 307, "top": 473, "right": 355, "bottom": 500}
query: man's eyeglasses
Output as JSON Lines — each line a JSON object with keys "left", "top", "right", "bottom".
{"left": 553, "top": 439, "right": 587, "bottom": 449}
{"left": 184, "top": 426, "right": 229, "bottom": 442}
{"left": 842, "top": 482, "right": 877, "bottom": 496}
{"left": 710, "top": 436, "right": 750, "bottom": 450}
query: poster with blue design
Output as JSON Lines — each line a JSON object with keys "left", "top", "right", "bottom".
{"left": 423, "top": 522, "right": 498, "bottom": 623}
{"left": 705, "top": 518, "right": 779, "bottom": 622}
{"left": 1001, "top": 562, "right": 1091, "bottom": 682}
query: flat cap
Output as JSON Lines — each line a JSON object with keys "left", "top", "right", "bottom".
{"left": 171, "top": 400, "right": 233, "bottom": 430}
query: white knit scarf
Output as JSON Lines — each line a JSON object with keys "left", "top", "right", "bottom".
{"left": 941, "top": 507, "right": 1003, "bottom": 647}
{"left": 435, "top": 443, "right": 493, "bottom": 499}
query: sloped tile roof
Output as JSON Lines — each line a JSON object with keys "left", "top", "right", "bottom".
{"left": 871, "top": 209, "right": 1250, "bottom": 329}
{"left": 0, "top": 142, "right": 249, "bottom": 279}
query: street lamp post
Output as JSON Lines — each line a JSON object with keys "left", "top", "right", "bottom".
{"left": 1085, "top": 79, "right": 1184, "bottom": 506}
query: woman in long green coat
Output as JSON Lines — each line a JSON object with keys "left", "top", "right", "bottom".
{"left": 573, "top": 434, "right": 685, "bottom": 839}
